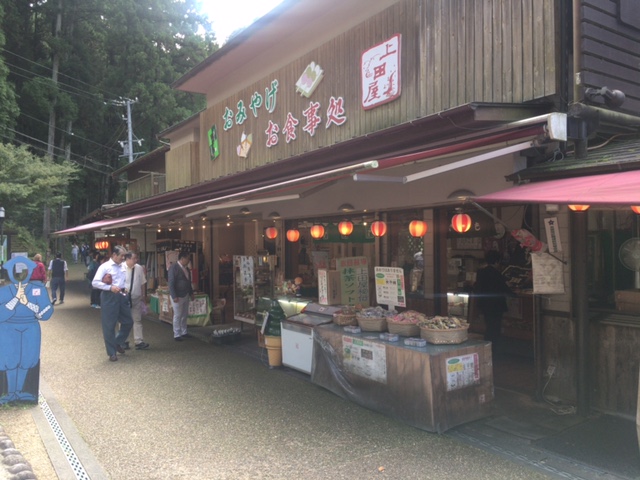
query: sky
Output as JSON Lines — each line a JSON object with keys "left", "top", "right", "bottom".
{"left": 199, "top": 0, "right": 285, "bottom": 44}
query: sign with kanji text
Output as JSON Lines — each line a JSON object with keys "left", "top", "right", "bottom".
{"left": 361, "top": 34, "right": 402, "bottom": 110}
{"left": 336, "top": 257, "right": 369, "bottom": 306}
{"left": 374, "top": 266, "right": 406, "bottom": 308}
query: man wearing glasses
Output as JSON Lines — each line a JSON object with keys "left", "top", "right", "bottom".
{"left": 92, "top": 245, "right": 133, "bottom": 362}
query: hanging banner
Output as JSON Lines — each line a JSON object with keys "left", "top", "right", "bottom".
{"left": 531, "top": 253, "right": 565, "bottom": 294}
{"left": 544, "top": 217, "right": 563, "bottom": 253}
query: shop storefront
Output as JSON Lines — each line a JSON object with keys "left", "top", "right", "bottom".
{"left": 53, "top": 0, "right": 640, "bottom": 424}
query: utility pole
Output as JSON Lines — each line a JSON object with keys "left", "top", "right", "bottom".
{"left": 111, "top": 98, "right": 144, "bottom": 164}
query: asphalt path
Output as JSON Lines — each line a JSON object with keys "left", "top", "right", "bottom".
{"left": 3, "top": 263, "right": 553, "bottom": 479}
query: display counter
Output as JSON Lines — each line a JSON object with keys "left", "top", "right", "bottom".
{"left": 276, "top": 296, "right": 313, "bottom": 317}
{"left": 156, "top": 288, "right": 212, "bottom": 327}
{"left": 311, "top": 323, "right": 493, "bottom": 433}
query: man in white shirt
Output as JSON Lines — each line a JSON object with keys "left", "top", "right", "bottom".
{"left": 124, "top": 252, "right": 149, "bottom": 350}
{"left": 91, "top": 246, "right": 133, "bottom": 362}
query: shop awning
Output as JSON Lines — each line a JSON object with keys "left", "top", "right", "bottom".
{"left": 476, "top": 169, "right": 640, "bottom": 205}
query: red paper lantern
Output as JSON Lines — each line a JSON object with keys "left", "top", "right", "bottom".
{"left": 286, "top": 229, "right": 300, "bottom": 242}
{"left": 632, "top": 206, "right": 640, "bottom": 214}
{"left": 310, "top": 224, "right": 325, "bottom": 239}
{"left": 409, "top": 220, "right": 428, "bottom": 237}
{"left": 94, "top": 240, "right": 110, "bottom": 250}
{"left": 568, "top": 204, "right": 590, "bottom": 212}
{"left": 338, "top": 220, "right": 354, "bottom": 236}
{"left": 451, "top": 213, "right": 472, "bottom": 233}
{"left": 265, "top": 226, "right": 278, "bottom": 239}
{"left": 370, "top": 220, "right": 387, "bottom": 237}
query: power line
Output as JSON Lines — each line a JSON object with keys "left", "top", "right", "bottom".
{"left": 6, "top": 127, "right": 114, "bottom": 173}
{"left": 0, "top": 133, "right": 112, "bottom": 175}
{"left": 5, "top": 64, "right": 105, "bottom": 103}
{"left": 1, "top": 47, "right": 124, "bottom": 101}
{"left": 19, "top": 112, "right": 121, "bottom": 154}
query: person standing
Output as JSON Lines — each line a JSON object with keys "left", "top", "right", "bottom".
{"left": 168, "top": 251, "right": 194, "bottom": 341}
{"left": 473, "top": 250, "right": 513, "bottom": 349}
{"left": 87, "top": 253, "right": 104, "bottom": 308}
{"left": 124, "top": 252, "right": 150, "bottom": 350}
{"left": 92, "top": 246, "right": 133, "bottom": 362}
{"left": 31, "top": 254, "right": 47, "bottom": 283}
{"left": 47, "top": 253, "right": 68, "bottom": 304}
{"left": 71, "top": 243, "right": 79, "bottom": 264}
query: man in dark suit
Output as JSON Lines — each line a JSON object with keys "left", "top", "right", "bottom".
{"left": 474, "top": 250, "right": 513, "bottom": 347}
{"left": 168, "top": 251, "right": 194, "bottom": 341}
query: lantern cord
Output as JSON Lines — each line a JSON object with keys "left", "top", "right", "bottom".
{"left": 468, "top": 200, "right": 567, "bottom": 265}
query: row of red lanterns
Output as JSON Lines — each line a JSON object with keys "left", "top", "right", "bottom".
{"left": 265, "top": 219, "right": 431, "bottom": 241}
{"left": 569, "top": 205, "right": 640, "bottom": 213}
{"left": 266, "top": 215, "right": 475, "bottom": 240}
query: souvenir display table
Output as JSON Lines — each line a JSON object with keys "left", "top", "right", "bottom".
{"left": 311, "top": 323, "right": 494, "bottom": 433}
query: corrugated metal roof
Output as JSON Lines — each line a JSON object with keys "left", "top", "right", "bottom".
{"left": 506, "top": 136, "right": 640, "bottom": 182}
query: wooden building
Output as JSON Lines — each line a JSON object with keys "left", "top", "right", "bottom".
{"left": 56, "top": 0, "right": 640, "bottom": 421}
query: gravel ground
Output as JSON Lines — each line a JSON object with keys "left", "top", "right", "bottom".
{"left": 0, "top": 264, "right": 554, "bottom": 480}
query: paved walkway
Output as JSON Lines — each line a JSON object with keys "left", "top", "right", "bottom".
{"left": 0, "top": 263, "right": 638, "bottom": 479}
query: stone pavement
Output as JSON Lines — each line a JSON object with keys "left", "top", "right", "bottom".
{"left": 0, "top": 263, "right": 638, "bottom": 479}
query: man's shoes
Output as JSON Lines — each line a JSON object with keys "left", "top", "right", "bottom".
{"left": 174, "top": 336, "right": 183, "bottom": 342}
{"left": 181, "top": 333, "right": 192, "bottom": 338}
{"left": 123, "top": 341, "right": 131, "bottom": 350}
{"left": 115, "top": 344, "right": 126, "bottom": 354}
{"left": 95, "top": 305, "right": 101, "bottom": 309}
{"left": 59, "top": 300, "right": 64, "bottom": 304}
{"left": 109, "top": 355, "right": 118, "bottom": 362}
{"left": 135, "top": 342, "right": 150, "bottom": 350}
{"left": 52, "top": 300, "right": 57, "bottom": 305}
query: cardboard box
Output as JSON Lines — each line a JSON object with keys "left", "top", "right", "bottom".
{"left": 615, "top": 290, "right": 640, "bottom": 314}
{"left": 318, "top": 269, "right": 341, "bottom": 305}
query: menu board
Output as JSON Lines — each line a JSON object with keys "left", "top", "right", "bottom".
{"left": 336, "top": 257, "right": 370, "bottom": 306}
{"left": 374, "top": 266, "right": 406, "bottom": 307}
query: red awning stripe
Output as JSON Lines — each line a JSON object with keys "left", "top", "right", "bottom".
{"left": 476, "top": 169, "right": 640, "bottom": 205}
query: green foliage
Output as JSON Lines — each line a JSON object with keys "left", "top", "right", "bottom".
{"left": 0, "top": 143, "right": 77, "bottom": 236}
{"left": 0, "top": 0, "right": 218, "bottom": 230}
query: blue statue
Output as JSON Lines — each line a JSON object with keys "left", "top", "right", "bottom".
{"left": 0, "top": 256, "right": 53, "bottom": 403}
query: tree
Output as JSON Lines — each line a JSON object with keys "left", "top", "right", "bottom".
{"left": 0, "top": 143, "right": 77, "bottom": 252}
{"left": 0, "top": 3, "right": 19, "bottom": 141}
{"left": 0, "top": 0, "right": 218, "bottom": 225}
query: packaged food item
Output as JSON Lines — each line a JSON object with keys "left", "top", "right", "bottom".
{"left": 404, "top": 337, "right": 427, "bottom": 347}
{"left": 379, "top": 332, "right": 399, "bottom": 342}
{"left": 343, "top": 325, "right": 361, "bottom": 334}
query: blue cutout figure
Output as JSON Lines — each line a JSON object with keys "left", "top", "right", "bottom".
{"left": 0, "top": 256, "right": 53, "bottom": 403}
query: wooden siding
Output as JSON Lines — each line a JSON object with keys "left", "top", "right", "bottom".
{"left": 196, "top": 0, "right": 558, "bottom": 183}
{"left": 166, "top": 142, "right": 199, "bottom": 191}
{"left": 580, "top": 0, "right": 640, "bottom": 115}
{"left": 126, "top": 173, "right": 166, "bottom": 202}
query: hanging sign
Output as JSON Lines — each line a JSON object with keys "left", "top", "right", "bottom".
{"left": 531, "top": 253, "right": 565, "bottom": 294}
{"left": 374, "top": 266, "right": 406, "bottom": 308}
{"left": 361, "top": 34, "right": 402, "bottom": 110}
{"left": 544, "top": 217, "right": 563, "bottom": 253}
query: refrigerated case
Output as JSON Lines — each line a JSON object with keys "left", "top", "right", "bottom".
{"left": 281, "top": 303, "right": 341, "bottom": 374}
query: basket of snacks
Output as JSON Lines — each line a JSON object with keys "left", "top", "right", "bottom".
{"left": 333, "top": 306, "right": 358, "bottom": 326}
{"left": 356, "top": 306, "right": 393, "bottom": 332}
{"left": 386, "top": 310, "right": 424, "bottom": 337}
{"left": 418, "top": 316, "right": 469, "bottom": 344}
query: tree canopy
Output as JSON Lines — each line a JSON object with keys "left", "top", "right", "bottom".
{"left": 0, "top": 0, "right": 218, "bottom": 243}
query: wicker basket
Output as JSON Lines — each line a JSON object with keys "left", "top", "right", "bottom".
{"left": 419, "top": 325, "right": 469, "bottom": 344}
{"left": 333, "top": 313, "right": 358, "bottom": 326}
{"left": 356, "top": 314, "right": 388, "bottom": 332}
{"left": 386, "top": 320, "right": 420, "bottom": 337}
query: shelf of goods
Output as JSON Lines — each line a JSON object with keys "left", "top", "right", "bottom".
{"left": 156, "top": 288, "right": 212, "bottom": 327}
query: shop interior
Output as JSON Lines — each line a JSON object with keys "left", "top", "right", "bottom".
{"left": 133, "top": 204, "right": 537, "bottom": 396}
